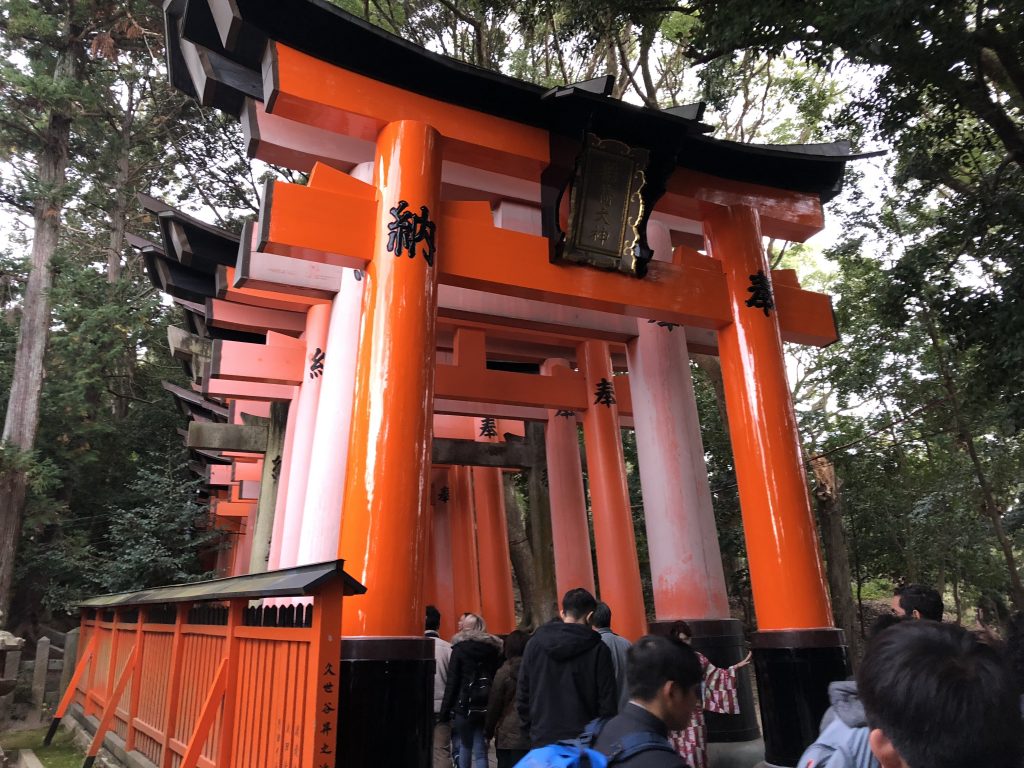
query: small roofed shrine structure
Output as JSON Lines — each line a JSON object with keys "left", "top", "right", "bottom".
{"left": 94, "top": 0, "right": 878, "bottom": 765}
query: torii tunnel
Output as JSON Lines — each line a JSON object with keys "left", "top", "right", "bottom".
{"left": 75, "top": 0, "right": 875, "bottom": 765}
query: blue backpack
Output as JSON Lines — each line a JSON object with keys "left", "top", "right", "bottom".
{"left": 514, "top": 718, "right": 677, "bottom": 768}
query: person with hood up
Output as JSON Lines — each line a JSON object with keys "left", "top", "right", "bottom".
{"left": 484, "top": 630, "right": 532, "bottom": 768}
{"left": 516, "top": 587, "right": 617, "bottom": 747}
{"left": 797, "top": 614, "right": 902, "bottom": 768}
{"left": 440, "top": 612, "right": 503, "bottom": 768}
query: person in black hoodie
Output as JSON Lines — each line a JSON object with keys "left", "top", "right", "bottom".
{"left": 440, "top": 613, "right": 503, "bottom": 768}
{"left": 516, "top": 587, "right": 617, "bottom": 747}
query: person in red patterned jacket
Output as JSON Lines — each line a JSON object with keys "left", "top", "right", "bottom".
{"left": 666, "top": 621, "right": 751, "bottom": 768}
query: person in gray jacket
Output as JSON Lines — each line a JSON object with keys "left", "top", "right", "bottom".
{"left": 426, "top": 605, "right": 453, "bottom": 768}
{"left": 593, "top": 601, "right": 632, "bottom": 712}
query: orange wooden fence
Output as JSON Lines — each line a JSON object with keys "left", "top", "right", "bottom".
{"left": 48, "top": 561, "right": 364, "bottom": 768}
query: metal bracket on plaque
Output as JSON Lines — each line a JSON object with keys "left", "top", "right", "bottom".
{"left": 556, "top": 133, "right": 649, "bottom": 276}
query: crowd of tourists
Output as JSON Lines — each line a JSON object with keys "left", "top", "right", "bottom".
{"left": 425, "top": 584, "right": 1024, "bottom": 768}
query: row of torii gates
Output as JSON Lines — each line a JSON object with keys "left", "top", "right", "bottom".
{"left": 69, "top": 0, "right": 873, "bottom": 765}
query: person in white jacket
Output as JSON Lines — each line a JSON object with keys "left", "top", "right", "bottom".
{"left": 426, "top": 605, "right": 453, "bottom": 768}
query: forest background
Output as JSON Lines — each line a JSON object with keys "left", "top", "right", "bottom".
{"left": 0, "top": 0, "right": 1021, "bottom": 652}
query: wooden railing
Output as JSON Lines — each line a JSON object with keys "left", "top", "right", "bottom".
{"left": 47, "top": 561, "right": 363, "bottom": 768}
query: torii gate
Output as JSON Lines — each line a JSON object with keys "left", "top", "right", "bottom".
{"left": 142, "top": 0, "right": 878, "bottom": 765}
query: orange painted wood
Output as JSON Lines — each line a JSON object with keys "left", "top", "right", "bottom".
{"left": 87, "top": 644, "right": 139, "bottom": 758}
{"left": 266, "top": 43, "right": 548, "bottom": 179}
{"left": 179, "top": 657, "right": 228, "bottom": 768}
{"left": 304, "top": 581, "right": 343, "bottom": 768}
{"left": 259, "top": 180, "right": 375, "bottom": 268}
{"left": 448, "top": 466, "right": 482, "bottom": 619}
{"left": 53, "top": 631, "right": 98, "bottom": 718}
{"left": 232, "top": 461, "right": 263, "bottom": 482}
{"left": 338, "top": 121, "right": 442, "bottom": 636}
{"left": 124, "top": 611, "right": 147, "bottom": 751}
{"left": 205, "top": 298, "right": 306, "bottom": 336}
{"left": 221, "top": 265, "right": 328, "bottom": 313}
{"left": 215, "top": 601, "right": 243, "bottom": 768}
{"left": 211, "top": 339, "right": 306, "bottom": 385}
{"left": 471, "top": 465, "right": 515, "bottom": 634}
{"left": 579, "top": 341, "right": 647, "bottom": 642}
{"left": 705, "top": 204, "right": 833, "bottom": 630}
{"left": 208, "top": 465, "right": 233, "bottom": 486}
{"left": 203, "top": 379, "right": 298, "bottom": 403}
{"left": 212, "top": 500, "right": 257, "bottom": 518}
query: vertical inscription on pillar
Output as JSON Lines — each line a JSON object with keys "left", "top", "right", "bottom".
{"left": 386, "top": 201, "right": 437, "bottom": 266}
{"left": 310, "top": 347, "right": 325, "bottom": 379}
{"left": 745, "top": 270, "right": 775, "bottom": 316}
{"left": 593, "top": 378, "right": 616, "bottom": 407}
{"left": 437, "top": 486, "right": 450, "bottom": 503}
{"left": 317, "top": 661, "right": 338, "bottom": 768}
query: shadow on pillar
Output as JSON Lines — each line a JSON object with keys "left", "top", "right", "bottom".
{"left": 338, "top": 637, "right": 434, "bottom": 767}
{"left": 751, "top": 629, "right": 849, "bottom": 767}
{"left": 650, "top": 619, "right": 760, "bottom": 743}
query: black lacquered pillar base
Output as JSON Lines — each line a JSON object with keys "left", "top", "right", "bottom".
{"left": 650, "top": 618, "right": 760, "bottom": 742}
{"left": 751, "top": 629, "right": 849, "bottom": 767}
{"left": 338, "top": 637, "right": 435, "bottom": 768}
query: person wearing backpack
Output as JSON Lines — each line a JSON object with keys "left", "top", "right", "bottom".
{"left": 515, "top": 635, "right": 702, "bottom": 768}
{"left": 590, "top": 635, "right": 702, "bottom": 767}
{"left": 484, "top": 630, "right": 531, "bottom": 768}
{"left": 440, "top": 613, "right": 503, "bottom": 768}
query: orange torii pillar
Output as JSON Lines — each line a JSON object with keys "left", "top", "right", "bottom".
{"left": 426, "top": 469, "right": 457, "bottom": 639}
{"left": 628, "top": 221, "right": 758, "bottom": 742}
{"left": 705, "top": 204, "right": 848, "bottom": 766}
{"left": 449, "top": 465, "right": 483, "bottom": 621}
{"left": 627, "top": 220, "right": 730, "bottom": 620}
{"left": 297, "top": 267, "right": 364, "bottom": 565}
{"left": 339, "top": 120, "right": 442, "bottom": 636}
{"left": 579, "top": 340, "right": 647, "bottom": 641}
{"left": 472, "top": 418, "right": 516, "bottom": 634}
{"left": 276, "top": 302, "right": 331, "bottom": 569}
{"left": 541, "top": 358, "right": 595, "bottom": 598}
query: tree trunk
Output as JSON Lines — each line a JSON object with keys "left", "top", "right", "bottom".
{"left": 525, "top": 423, "right": 558, "bottom": 624}
{"left": 0, "top": 34, "right": 78, "bottom": 626}
{"left": 810, "top": 456, "right": 860, "bottom": 662}
{"left": 502, "top": 474, "right": 542, "bottom": 629}
{"left": 108, "top": 131, "right": 133, "bottom": 418}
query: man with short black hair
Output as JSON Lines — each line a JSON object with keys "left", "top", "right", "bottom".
{"left": 591, "top": 635, "right": 701, "bottom": 767}
{"left": 593, "top": 601, "right": 632, "bottom": 712}
{"left": 891, "top": 584, "right": 943, "bottom": 621}
{"left": 425, "top": 605, "right": 453, "bottom": 768}
{"left": 517, "top": 588, "right": 617, "bottom": 746}
{"left": 857, "top": 620, "right": 1022, "bottom": 768}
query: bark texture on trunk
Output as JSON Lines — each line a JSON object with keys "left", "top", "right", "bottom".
{"left": 503, "top": 474, "right": 541, "bottom": 629}
{"left": 810, "top": 456, "right": 860, "bottom": 662}
{"left": 0, "top": 34, "right": 78, "bottom": 625}
{"left": 525, "top": 422, "right": 558, "bottom": 624}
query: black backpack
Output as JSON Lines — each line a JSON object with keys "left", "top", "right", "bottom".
{"left": 460, "top": 661, "right": 493, "bottom": 724}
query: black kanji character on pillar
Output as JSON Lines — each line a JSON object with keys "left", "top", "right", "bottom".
{"left": 322, "top": 702, "right": 336, "bottom": 715}
{"left": 319, "top": 744, "right": 333, "bottom": 755}
{"left": 479, "top": 417, "right": 498, "bottom": 438}
{"left": 386, "top": 200, "right": 437, "bottom": 266}
{"left": 271, "top": 455, "right": 282, "bottom": 482}
{"left": 647, "top": 319, "right": 679, "bottom": 331}
{"left": 310, "top": 347, "right": 326, "bottom": 379}
{"left": 593, "top": 378, "right": 616, "bottom": 407}
{"left": 438, "top": 486, "right": 450, "bottom": 503}
{"left": 323, "top": 663, "right": 336, "bottom": 676}
{"left": 745, "top": 270, "right": 775, "bottom": 316}
{"left": 321, "top": 721, "right": 333, "bottom": 735}
{"left": 555, "top": 409, "right": 576, "bottom": 419}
